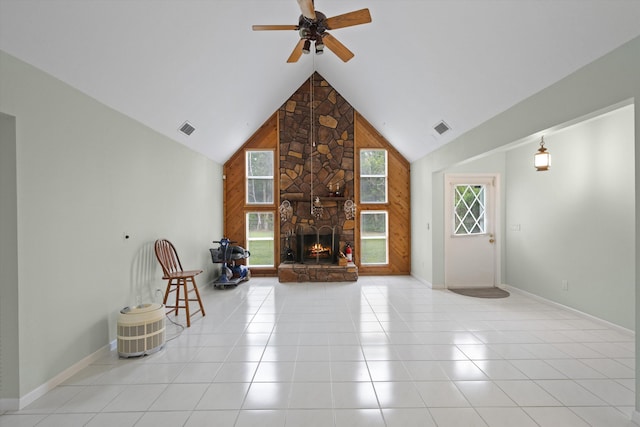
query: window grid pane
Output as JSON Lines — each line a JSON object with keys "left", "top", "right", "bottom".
{"left": 246, "top": 150, "right": 274, "bottom": 205}
{"left": 246, "top": 212, "right": 274, "bottom": 267}
{"left": 360, "top": 149, "right": 387, "bottom": 203}
{"left": 360, "top": 211, "right": 388, "bottom": 265}
{"left": 247, "top": 151, "right": 273, "bottom": 177}
{"left": 247, "top": 179, "right": 274, "bottom": 204}
{"left": 453, "top": 184, "right": 486, "bottom": 235}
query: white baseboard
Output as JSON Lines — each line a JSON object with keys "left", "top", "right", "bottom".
{"left": 0, "top": 398, "right": 19, "bottom": 411}
{"left": 13, "top": 343, "right": 113, "bottom": 410}
{"left": 502, "top": 284, "right": 634, "bottom": 336}
{"left": 410, "top": 274, "right": 432, "bottom": 287}
{"left": 410, "top": 274, "right": 444, "bottom": 289}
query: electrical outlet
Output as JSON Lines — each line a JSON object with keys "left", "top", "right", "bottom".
{"left": 561, "top": 280, "right": 568, "bottom": 291}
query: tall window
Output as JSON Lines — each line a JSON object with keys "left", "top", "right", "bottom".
{"left": 360, "top": 149, "right": 387, "bottom": 203}
{"left": 246, "top": 212, "right": 274, "bottom": 267}
{"left": 246, "top": 150, "right": 274, "bottom": 204}
{"left": 360, "top": 211, "right": 388, "bottom": 265}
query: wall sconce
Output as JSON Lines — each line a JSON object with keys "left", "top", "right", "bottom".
{"left": 534, "top": 136, "right": 550, "bottom": 171}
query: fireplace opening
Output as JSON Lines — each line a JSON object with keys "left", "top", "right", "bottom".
{"left": 296, "top": 226, "right": 338, "bottom": 264}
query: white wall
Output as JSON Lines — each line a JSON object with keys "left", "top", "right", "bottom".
{"left": 413, "top": 152, "right": 507, "bottom": 287}
{"left": 0, "top": 112, "right": 19, "bottom": 406}
{"left": 441, "top": 152, "right": 508, "bottom": 287}
{"left": 410, "top": 35, "right": 640, "bottom": 412}
{"left": 0, "top": 51, "right": 223, "bottom": 403}
{"left": 505, "top": 106, "right": 635, "bottom": 329}
{"left": 410, "top": 156, "right": 434, "bottom": 284}
{"left": 424, "top": 106, "right": 635, "bottom": 330}
{"left": 411, "top": 35, "right": 639, "bottom": 328}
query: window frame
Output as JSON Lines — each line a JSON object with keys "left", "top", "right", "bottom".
{"left": 452, "top": 183, "right": 487, "bottom": 236}
{"left": 359, "top": 210, "right": 389, "bottom": 265}
{"left": 246, "top": 149, "right": 275, "bottom": 205}
{"left": 359, "top": 149, "right": 388, "bottom": 204}
{"left": 245, "top": 211, "right": 275, "bottom": 268}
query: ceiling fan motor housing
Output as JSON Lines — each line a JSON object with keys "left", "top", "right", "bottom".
{"left": 298, "top": 11, "right": 327, "bottom": 40}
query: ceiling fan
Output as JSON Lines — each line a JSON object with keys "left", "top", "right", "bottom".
{"left": 252, "top": 0, "right": 372, "bottom": 63}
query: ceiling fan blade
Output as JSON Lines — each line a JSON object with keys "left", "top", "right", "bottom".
{"left": 322, "top": 32, "right": 355, "bottom": 62}
{"left": 252, "top": 24, "right": 298, "bottom": 31}
{"left": 325, "top": 8, "right": 372, "bottom": 30}
{"left": 287, "top": 38, "right": 306, "bottom": 63}
{"left": 296, "top": 0, "right": 316, "bottom": 20}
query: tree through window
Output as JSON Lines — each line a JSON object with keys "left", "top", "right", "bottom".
{"left": 246, "top": 151, "right": 274, "bottom": 204}
{"left": 360, "top": 149, "right": 387, "bottom": 203}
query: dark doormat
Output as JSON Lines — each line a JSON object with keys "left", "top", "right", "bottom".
{"left": 448, "top": 287, "right": 510, "bottom": 299}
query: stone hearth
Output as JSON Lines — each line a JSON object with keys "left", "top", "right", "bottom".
{"left": 278, "top": 263, "right": 358, "bottom": 283}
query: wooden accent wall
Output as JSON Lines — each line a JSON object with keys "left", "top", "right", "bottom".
{"left": 355, "top": 112, "right": 411, "bottom": 275}
{"left": 223, "top": 113, "right": 279, "bottom": 276}
{"left": 223, "top": 77, "right": 411, "bottom": 278}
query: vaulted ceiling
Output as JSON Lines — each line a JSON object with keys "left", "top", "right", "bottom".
{"left": 2, "top": 0, "right": 640, "bottom": 163}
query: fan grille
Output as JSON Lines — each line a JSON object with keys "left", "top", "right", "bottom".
{"left": 434, "top": 121, "right": 450, "bottom": 135}
{"left": 179, "top": 121, "right": 196, "bottom": 136}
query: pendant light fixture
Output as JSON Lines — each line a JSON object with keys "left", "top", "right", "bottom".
{"left": 309, "top": 68, "right": 323, "bottom": 219}
{"left": 534, "top": 136, "right": 550, "bottom": 171}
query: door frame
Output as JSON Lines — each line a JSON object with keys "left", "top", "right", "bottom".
{"left": 443, "top": 173, "right": 502, "bottom": 288}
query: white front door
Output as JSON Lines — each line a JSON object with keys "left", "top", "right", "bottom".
{"left": 444, "top": 174, "right": 498, "bottom": 288}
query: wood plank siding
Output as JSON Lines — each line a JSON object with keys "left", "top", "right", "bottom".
{"left": 223, "top": 113, "right": 279, "bottom": 277}
{"left": 355, "top": 112, "right": 411, "bottom": 275}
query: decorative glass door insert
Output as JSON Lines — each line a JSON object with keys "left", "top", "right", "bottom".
{"left": 453, "top": 184, "right": 486, "bottom": 235}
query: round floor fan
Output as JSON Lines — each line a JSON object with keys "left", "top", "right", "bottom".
{"left": 252, "top": 0, "right": 372, "bottom": 63}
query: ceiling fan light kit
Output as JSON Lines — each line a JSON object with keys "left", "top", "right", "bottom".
{"left": 252, "top": 0, "right": 372, "bottom": 63}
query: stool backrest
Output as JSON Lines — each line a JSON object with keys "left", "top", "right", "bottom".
{"left": 154, "top": 239, "right": 184, "bottom": 276}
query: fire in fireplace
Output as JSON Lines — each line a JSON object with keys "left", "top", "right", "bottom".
{"left": 309, "top": 243, "right": 331, "bottom": 258}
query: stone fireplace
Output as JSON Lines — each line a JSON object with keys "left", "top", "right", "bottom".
{"left": 277, "top": 72, "right": 358, "bottom": 282}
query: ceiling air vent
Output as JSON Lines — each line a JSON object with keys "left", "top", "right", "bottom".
{"left": 179, "top": 121, "right": 196, "bottom": 136}
{"left": 433, "top": 121, "right": 450, "bottom": 135}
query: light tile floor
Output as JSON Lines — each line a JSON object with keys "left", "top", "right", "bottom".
{"left": 1, "top": 276, "right": 637, "bottom": 426}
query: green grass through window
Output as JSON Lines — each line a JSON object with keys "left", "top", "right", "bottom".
{"left": 247, "top": 239, "right": 274, "bottom": 266}
{"left": 361, "top": 239, "right": 387, "bottom": 264}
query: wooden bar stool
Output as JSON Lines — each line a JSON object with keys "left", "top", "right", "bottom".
{"left": 154, "top": 239, "right": 205, "bottom": 327}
